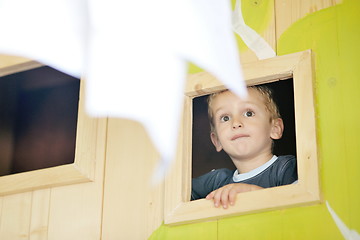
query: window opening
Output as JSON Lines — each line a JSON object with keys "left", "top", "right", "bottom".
{"left": 191, "top": 79, "right": 296, "bottom": 180}
{"left": 0, "top": 66, "right": 80, "bottom": 176}
{"left": 164, "top": 50, "right": 320, "bottom": 225}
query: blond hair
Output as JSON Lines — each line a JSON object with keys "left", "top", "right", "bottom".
{"left": 207, "top": 85, "right": 281, "bottom": 132}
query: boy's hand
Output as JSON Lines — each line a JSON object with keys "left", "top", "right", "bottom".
{"left": 205, "top": 183, "right": 263, "bottom": 209}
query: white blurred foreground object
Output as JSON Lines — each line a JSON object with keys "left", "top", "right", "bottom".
{"left": 0, "top": 0, "right": 246, "bottom": 181}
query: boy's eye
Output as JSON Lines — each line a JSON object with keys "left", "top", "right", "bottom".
{"left": 220, "top": 115, "right": 230, "bottom": 122}
{"left": 244, "top": 111, "right": 255, "bottom": 117}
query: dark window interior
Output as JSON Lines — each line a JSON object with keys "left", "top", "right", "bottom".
{"left": 0, "top": 66, "right": 80, "bottom": 176}
{"left": 191, "top": 79, "right": 296, "bottom": 178}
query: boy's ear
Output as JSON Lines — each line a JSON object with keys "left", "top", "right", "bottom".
{"left": 270, "top": 118, "right": 284, "bottom": 140}
{"left": 210, "top": 132, "right": 223, "bottom": 152}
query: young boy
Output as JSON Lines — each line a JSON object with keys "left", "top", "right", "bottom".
{"left": 191, "top": 85, "right": 297, "bottom": 209}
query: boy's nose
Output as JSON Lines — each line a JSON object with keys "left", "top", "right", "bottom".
{"left": 232, "top": 120, "right": 243, "bottom": 129}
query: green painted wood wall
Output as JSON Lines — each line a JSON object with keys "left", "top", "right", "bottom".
{"left": 150, "top": 0, "right": 360, "bottom": 239}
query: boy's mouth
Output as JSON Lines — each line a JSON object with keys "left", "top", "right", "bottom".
{"left": 231, "top": 134, "right": 250, "bottom": 141}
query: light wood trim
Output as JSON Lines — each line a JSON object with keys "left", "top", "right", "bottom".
{"left": 185, "top": 51, "right": 305, "bottom": 97}
{"left": 0, "top": 56, "right": 43, "bottom": 77}
{"left": 164, "top": 50, "right": 320, "bottom": 225}
{"left": 0, "top": 76, "right": 104, "bottom": 196}
{"left": 292, "top": 50, "right": 320, "bottom": 197}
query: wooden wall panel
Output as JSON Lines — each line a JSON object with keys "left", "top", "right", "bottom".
{"left": 47, "top": 118, "right": 107, "bottom": 240}
{"left": 0, "top": 110, "right": 106, "bottom": 240}
{"left": 218, "top": 211, "right": 283, "bottom": 240}
{"left": 275, "top": 0, "right": 341, "bottom": 39}
{"left": 0, "top": 192, "right": 32, "bottom": 239}
{"left": 101, "top": 119, "right": 164, "bottom": 240}
{"left": 29, "top": 189, "right": 51, "bottom": 240}
{"left": 0, "top": 0, "right": 354, "bottom": 239}
{"left": 237, "top": 0, "right": 276, "bottom": 64}
{"left": 153, "top": 0, "right": 352, "bottom": 238}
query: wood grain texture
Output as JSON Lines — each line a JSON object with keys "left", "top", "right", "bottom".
{"left": 0, "top": 192, "right": 32, "bottom": 239}
{"left": 0, "top": 59, "right": 107, "bottom": 239}
{"left": 47, "top": 112, "right": 107, "bottom": 240}
{"left": 275, "top": 0, "right": 341, "bottom": 39}
{"left": 101, "top": 119, "right": 164, "bottom": 240}
{"left": 29, "top": 189, "right": 51, "bottom": 240}
{"left": 237, "top": 0, "right": 277, "bottom": 63}
{"left": 0, "top": 56, "right": 43, "bottom": 77}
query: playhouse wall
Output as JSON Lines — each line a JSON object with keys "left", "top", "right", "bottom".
{"left": 0, "top": 0, "right": 359, "bottom": 239}
{"left": 149, "top": 0, "right": 360, "bottom": 239}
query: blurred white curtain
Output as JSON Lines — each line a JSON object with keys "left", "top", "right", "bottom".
{"left": 0, "top": 0, "right": 246, "bottom": 178}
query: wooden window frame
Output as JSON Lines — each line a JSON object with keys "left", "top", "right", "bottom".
{"left": 0, "top": 60, "right": 107, "bottom": 196}
{"left": 164, "top": 50, "right": 321, "bottom": 225}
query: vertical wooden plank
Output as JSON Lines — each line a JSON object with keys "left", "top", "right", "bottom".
{"left": 29, "top": 189, "right": 51, "bottom": 240}
{"left": 47, "top": 118, "right": 107, "bottom": 240}
{"left": 0, "top": 197, "right": 2, "bottom": 231}
{"left": 335, "top": 0, "right": 360, "bottom": 233}
{"left": 47, "top": 185, "right": 101, "bottom": 240}
{"left": 275, "top": 0, "right": 340, "bottom": 40}
{"left": 0, "top": 192, "right": 32, "bottom": 240}
{"left": 237, "top": 0, "right": 276, "bottom": 64}
{"left": 263, "top": 0, "right": 277, "bottom": 54}
{"left": 275, "top": 0, "right": 352, "bottom": 238}
{"left": 101, "top": 119, "right": 164, "bottom": 240}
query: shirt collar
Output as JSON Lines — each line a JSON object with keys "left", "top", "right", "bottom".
{"left": 232, "top": 155, "right": 278, "bottom": 182}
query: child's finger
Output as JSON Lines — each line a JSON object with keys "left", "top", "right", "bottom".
{"left": 220, "top": 187, "right": 231, "bottom": 209}
{"left": 212, "top": 188, "right": 224, "bottom": 208}
{"left": 206, "top": 191, "right": 215, "bottom": 200}
{"left": 228, "top": 189, "right": 237, "bottom": 206}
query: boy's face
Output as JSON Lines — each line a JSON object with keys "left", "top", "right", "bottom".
{"left": 210, "top": 89, "right": 283, "bottom": 161}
